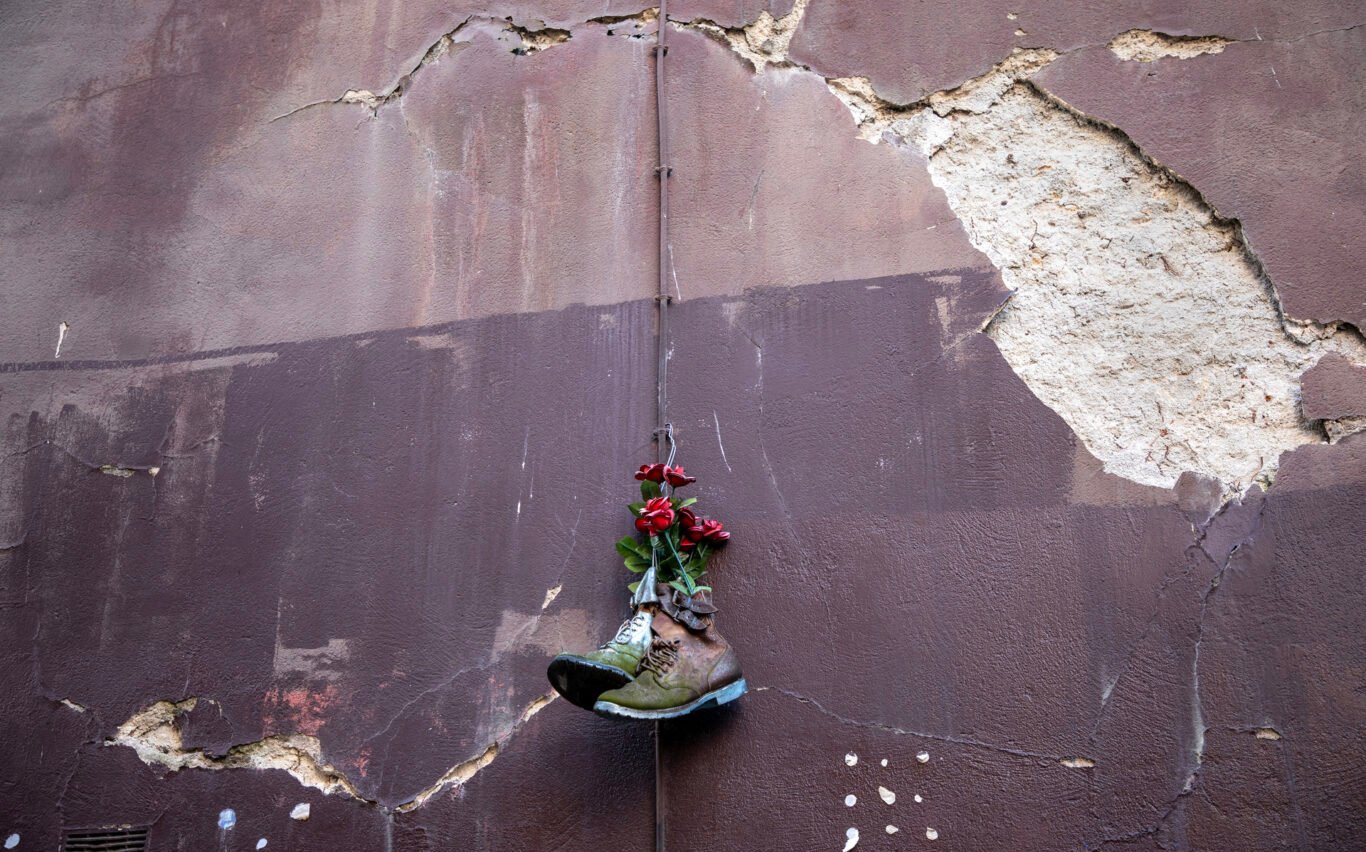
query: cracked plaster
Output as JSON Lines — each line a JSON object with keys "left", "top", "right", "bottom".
{"left": 693, "top": 13, "right": 1366, "bottom": 493}
{"left": 2, "top": 3, "right": 1363, "bottom": 849}
{"left": 109, "top": 692, "right": 556, "bottom": 811}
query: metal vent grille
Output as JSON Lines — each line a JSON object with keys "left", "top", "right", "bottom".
{"left": 62, "top": 827, "right": 150, "bottom": 851}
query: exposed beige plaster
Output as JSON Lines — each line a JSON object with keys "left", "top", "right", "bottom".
{"left": 1108, "top": 30, "right": 1233, "bottom": 62}
{"left": 825, "top": 50, "right": 1366, "bottom": 495}
{"left": 108, "top": 699, "right": 365, "bottom": 799}
{"left": 683, "top": 0, "right": 810, "bottom": 71}
{"left": 109, "top": 691, "right": 556, "bottom": 809}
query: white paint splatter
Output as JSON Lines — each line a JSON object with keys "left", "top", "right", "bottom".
{"left": 218, "top": 809, "right": 237, "bottom": 831}
{"left": 916, "top": 751, "right": 930, "bottom": 764}
{"left": 290, "top": 803, "right": 311, "bottom": 821}
{"left": 843, "top": 827, "right": 860, "bottom": 851}
{"left": 844, "top": 794, "right": 857, "bottom": 807}
{"left": 880, "top": 758, "right": 888, "bottom": 767}
{"left": 54, "top": 321, "right": 69, "bottom": 358}
{"left": 256, "top": 840, "right": 268, "bottom": 850}
{"left": 1061, "top": 757, "right": 1096, "bottom": 768}
{"left": 914, "top": 794, "right": 923, "bottom": 803}
{"left": 4, "top": 834, "right": 19, "bottom": 849}
{"left": 926, "top": 827, "right": 939, "bottom": 841}
{"left": 844, "top": 752, "right": 858, "bottom": 766}
{"left": 885, "top": 825, "right": 898, "bottom": 835}
{"left": 712, "top": 411, "right": 733, "bottom": 472}
{"left": 878, "top": 786, "right": 896, "bottom": 804}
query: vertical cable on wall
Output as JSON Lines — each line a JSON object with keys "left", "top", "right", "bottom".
{"left": 652, "top": 1, "right": 672, "bottom": 850}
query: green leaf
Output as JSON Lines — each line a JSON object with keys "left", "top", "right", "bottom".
{"left": 678, "top": 497, "right": 698, "bottom": 508}
{"left": 640, "top": 480, "right": 661, "bottom": 501}
{"left": 668, "top": 579, "right": 690, "bottom": 594}
{"left": 627, "top": 581, "right": 640, "bottom": 593}
{"left": 627, "top": 501, "right": 645, "bottom": 515}
{"left": 624, "top": 554, "right": 650, "bottom": 573}
{"left": 616, "top": 536, "right": 651, "bottom": 560}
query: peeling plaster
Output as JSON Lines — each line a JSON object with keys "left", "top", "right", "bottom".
{"left": 1108, "top": 30, "right": 1233, "bottom": 62}
{"left": 540, "top": 584, "right": 562, "bottom": 609}
{"left": 684, "top": 0, "right": 809, "bottom": 71}
{"left": 109, "top": 692, "right": 556, "bottom": 811}
{"left": 273, "top": 638, "right": 350, "bottom": 681}
{"left": 701, "top": 27, "right": 1366, "bottom": 493}
{"left": 109, "top": 698, "right": 366, "bottom": 799}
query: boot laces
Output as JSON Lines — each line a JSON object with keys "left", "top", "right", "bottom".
{"left": 602, "top": 615, "right": 643, "bottom": 649}
{"left": 639, "top": 637, "right": 680, "bottom": 677}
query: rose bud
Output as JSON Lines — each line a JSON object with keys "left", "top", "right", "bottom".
{"left": 700, "top": 519, "right": 730, "bottom": 543}
{"left": 677, "top": 508, "right": 706, "bottom": 549}
{"left": 634, "top": 463, "right": 667, "bottom": 483}
{"left": 663, "top": 465, "right": 697, "bottom": 487}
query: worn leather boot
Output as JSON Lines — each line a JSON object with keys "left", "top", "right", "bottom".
{"left": 593, "top": 587, "right": 746, "bottom": 720}
{"left": 547, "top": 609, "right": 653, "bottom": 710}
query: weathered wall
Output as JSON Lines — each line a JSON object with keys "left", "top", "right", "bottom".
{"left": 1, "top": 0, "right": 1363, "bottom": 849}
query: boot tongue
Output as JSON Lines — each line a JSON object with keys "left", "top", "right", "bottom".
{"left": 655, "top": 583, "right": 717, "bottom": 613}
{"left": 654, "top": 584, "right": 715, "bottom": 632}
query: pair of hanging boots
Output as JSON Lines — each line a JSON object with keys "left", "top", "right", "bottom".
{"left": 547, "top": 585, "right": 746, "bottom": 720}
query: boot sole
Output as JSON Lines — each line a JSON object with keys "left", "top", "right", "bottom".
{"left": 592, "top": 678, "right": 748, "bottom": 721}
{"left": 547, "top": 655, "right": 634, "bottom": 711}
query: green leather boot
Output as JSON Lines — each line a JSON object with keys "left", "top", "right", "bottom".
{"left": 593, "top": 592, "right": 746, "bottom": 720}
{"left": 547, "top": 610, "right": 653, "bottom": 710}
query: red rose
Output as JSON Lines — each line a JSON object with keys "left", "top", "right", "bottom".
{"left": 700, "top": 519, "right": 730, "bottom": 543}
{"left": 678, "top": 508, "right": 704, "bottom": 549}
{"left": 635, "top": 496, "right": 675, "bottom": 533}
{"left": 663, "top": 465, "right": 697, "bottom": 487}
{"left": 634, "top": 463, "right": 667, "bottom": 483}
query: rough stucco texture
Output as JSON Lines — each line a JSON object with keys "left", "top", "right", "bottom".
{"left": 1, "top": 0, "right": 1364, "bottom": 850}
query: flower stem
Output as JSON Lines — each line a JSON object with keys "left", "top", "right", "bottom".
{"left": 660, "top": 532, "right": 697, "bottom": 596}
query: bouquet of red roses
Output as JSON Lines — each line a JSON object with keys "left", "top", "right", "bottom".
{"left": 616, "top": 463, "right": 730, "bottom": 596}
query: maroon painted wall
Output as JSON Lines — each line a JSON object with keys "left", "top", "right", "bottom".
{"left": 2, "top": 1, "right": 1363, "bottom": 849}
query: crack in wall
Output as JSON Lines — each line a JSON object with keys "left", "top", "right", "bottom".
{"left": 757, "top": 686, "right": 1096, "bottom": 767}
{"left": 108, "top": 692, "right": 556, "bottom": 810}
{"left": 396, "top": 693, "right": 554, "bottom": 812}
{"left": 271, "top": 17, "right": 577, "bottom": 121}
